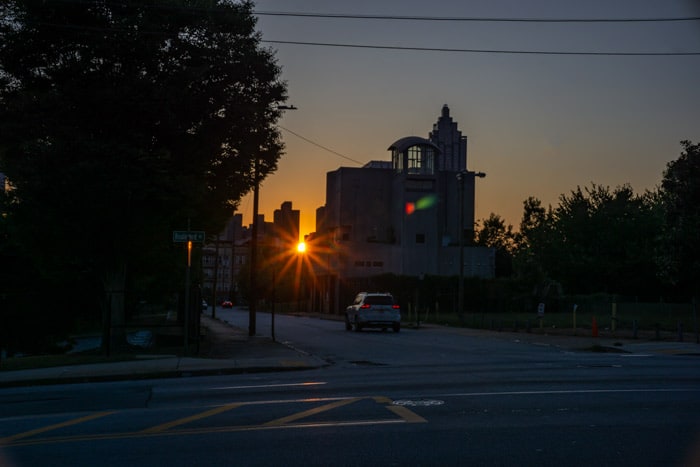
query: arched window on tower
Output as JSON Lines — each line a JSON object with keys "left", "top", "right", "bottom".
{"left": 407, "top": 145, "right": 435, "bottom": 175}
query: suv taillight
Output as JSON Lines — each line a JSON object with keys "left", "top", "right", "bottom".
{"left": 360, "top": 304, "right": 371, "bottom": 309}
{"left": 392, "top": 304, "right": 400, "bottom": 309}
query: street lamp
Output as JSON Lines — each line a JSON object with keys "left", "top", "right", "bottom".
{"left": 456, "top": 170, "right": 486, "bottom": 321}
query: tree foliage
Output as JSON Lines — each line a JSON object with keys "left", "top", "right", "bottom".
{"left": 475, "top": 213, "right": 515, "bottom": 277}
{"left": 0, "top": 0, "right": 287, "bottom": 351}
{"left": 513, "top": 185, "right": 662, "bottom": 296}
{"left": 657, "top": 140, "right": 700, "bottom": 296}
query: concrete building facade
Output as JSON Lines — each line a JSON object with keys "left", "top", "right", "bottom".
{"left": 311, "top": 105, "right": 494, "bottom": 312}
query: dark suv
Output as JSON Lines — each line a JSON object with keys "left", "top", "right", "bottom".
{"left": 345, "top": 292, "right": 401, "bottom": 332}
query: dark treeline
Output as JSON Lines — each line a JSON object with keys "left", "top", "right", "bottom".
{"left": 474, "top": 140, "right": 700, "bottom": 301}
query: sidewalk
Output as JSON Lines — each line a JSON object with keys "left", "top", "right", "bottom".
{"left": 0, "top": 316, "right": 698, "bottom": 388}
{"left": 0, "top": 315, "right": 328, "bottom": 388}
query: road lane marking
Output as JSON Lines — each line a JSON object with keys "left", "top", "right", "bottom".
{"left": 141, "top": 402, "right": 244, "bottom": 433}
{"left": 2, "top": 396, "right": 428, "bottom": 447}
{"left": 373, "top": 397, "right": 428, "bottom": 423}
{"left": 4, "top": 419, "right": 411, "bottom": 447}
{"left": 0, "top": 411, "right": 115, "bottom": 443}
{"left": 263, "top": 398, "right": 360, "bottom": 426}
{"left": 385, "top": 405, "right": 428, "bottom": 423}
{"left": 210, "top": 382, "right": 327, "bottom": 390}
{"left": 435, "top": 388, "right": 696, "bottom": 398}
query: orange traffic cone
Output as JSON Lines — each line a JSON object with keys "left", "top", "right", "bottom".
{"left": 592, "top": 316, "right": 599, "bottom": 337}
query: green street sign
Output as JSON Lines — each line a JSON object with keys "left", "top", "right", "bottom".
{"left": 172, "top": 230, "right": 206, "bottom": 243}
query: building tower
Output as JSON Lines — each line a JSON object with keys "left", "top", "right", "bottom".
{"left": 429, "top": 104, "right": 467, "bottom": 172}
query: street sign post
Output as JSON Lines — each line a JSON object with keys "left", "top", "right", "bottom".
{"left": 173, "top": 228, "right": 205, "bottom": 356}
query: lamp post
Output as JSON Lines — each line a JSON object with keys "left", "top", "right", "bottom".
{"left": 456, "top": 171, "right": 466, "bottom": 322}
{"left": 456, "top": 170, "right": 486, "bottom": 321}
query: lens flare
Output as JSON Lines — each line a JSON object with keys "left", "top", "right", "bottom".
{"left": 405, "top": 194, "right": 438, "bottom": 215}
{"left": 416, "top": 194, "right": 438, "bottom": 210}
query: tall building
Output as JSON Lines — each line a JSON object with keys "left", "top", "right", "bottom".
{"left": 273, "top": 201, "right": 300, "bottom": 248}
{"left": 313, "top": 105, "right": 494, "bottom": 312}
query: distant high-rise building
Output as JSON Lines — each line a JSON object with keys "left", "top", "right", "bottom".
{"left": 273, "top": 201, "right": 300, "bottom": 247}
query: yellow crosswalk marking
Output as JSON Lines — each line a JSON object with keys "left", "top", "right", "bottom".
{"left": 0, "top": 411, "right": 115, "bottom": 444}
{"left": 373, "top": 396, "right": 427, "bottom": 423}
{"left": 263, "top": 398, "right": 360, "bottom": 426}
{"left": 141, "top": 403, "right": 243, "bottom": 433}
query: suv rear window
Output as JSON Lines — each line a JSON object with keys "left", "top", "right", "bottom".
{"left": 364, "top": 296, "right": 394, "bottom": 306}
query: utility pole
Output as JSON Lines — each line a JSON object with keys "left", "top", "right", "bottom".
{"left": 249, "top": 159, "right": 259, "bottom": 336}
{"left": 248, "top": 104, "right": 296, "bottom": 337}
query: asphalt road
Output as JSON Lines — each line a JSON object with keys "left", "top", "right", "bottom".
{"left": 1, "top": 310, "right": 700, "bottom": 467}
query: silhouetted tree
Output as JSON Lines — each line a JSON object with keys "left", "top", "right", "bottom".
{"left": 0, "top": 0, "right": 287, "bottom": 352}
{"left": 475, "top": 213, "right": 515, "bottom": 277}
{"left": 657, "top": 140, "right": 700, "bottom": 297}
{"left": 513, "top": 196, "right": 555, "bottom": 283}
{"left": 513, "top": 185, "right": 663, "bottom": 296}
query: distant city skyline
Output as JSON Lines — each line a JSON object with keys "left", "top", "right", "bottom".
{"left": 238, "top": 0, "right": 700, "bottom": 240}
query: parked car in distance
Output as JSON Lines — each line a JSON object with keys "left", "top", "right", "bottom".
{"left": 221, "top": 300, "right": 233, "bottom": 308}
{"left": 345, "top": 292, "right": 401, "bottom": 332}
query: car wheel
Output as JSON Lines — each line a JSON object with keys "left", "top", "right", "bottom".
{"left": 354, "top": 317, "right": 362, "bottom": 332}
{"left": 393, "top": 323, "right": 400, "bottom": 333}
{"left": 345, "top": 315, "right": 352, "bottom": 331}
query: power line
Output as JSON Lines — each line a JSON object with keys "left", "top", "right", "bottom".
{"left": 279, "top": 125, "right": 365, "bottom": 166}
{"left": 37, "top": 2, "right": 700, "bottom": 23}
{"left": 255, "top": 11, "right": 700, "bottom": 23}
{"left": 263, "top": 40, "right": 700, "bottom": 56}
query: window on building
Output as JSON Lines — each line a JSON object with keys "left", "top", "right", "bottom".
{"left": 408, "top": 146, "right": 421, "bottom": 174}
{"left": 407, "top": 146, "right": 435, "bottom": 175}
{"left": 392, "top": 148, "right": 403, "bottom": 173}
{"left": 416, "top": 233, "right": 425, "bottom": 243}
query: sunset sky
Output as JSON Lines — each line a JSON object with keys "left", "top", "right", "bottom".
{"left": 238, "top": 0, "right": 700, "bottom": 240}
